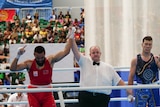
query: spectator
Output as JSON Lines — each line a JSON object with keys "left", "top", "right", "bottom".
{"left": 9, "top": 37, "right": 17, "bottom": 44}
{"left": 2, "top": 41, "right": 9, "bottom": 56}
{"left": 53, "top": 23, "right": 60, "bottom": 32}
{"left": 49, "top": 9, "right": 57, "bottom": 22}
{"left": 58, "top": 30, "right": 67, "bottom": 43}
{"left": 39, "top": 28, "right": 48, "bottom": 42}
{"left": 33, "top": 12, "right": 39, "bottom": 23}
{"left": 53, "top": 29, "right": 59, "bottom": 43}
{"left": 46, "top": 23, "right": 53, "bottom": 31}
{"left": 14, "top": 20, "right": 20, "bottom": 28}
{"left": 80, "top": 8, "right": 85, "bottom": 23}
{"left": 26, "top": 13, "right": 32, "bottom": 23}
{"left": 13, "top": 13, "right": 19, "bottom": 23}
{"left": 65, "top": 11, "right": 71, "bottom": 19}
{"left": 20, "top": 18, "right": 27, "bottom": 30}
{"left": 5, "top": 72, "right": 26, "bottom": 85}
{"left": 0, "top": 29, "right": 4, "bottom": 43}
{"left": 32, "top": 31, "right": 43, "bottom": 43}
{"left": 0, "top": 79, "right": 10, "bottom": 107}
{"left": 3, "top": 28, "right": 11, "bottom": 43}
{"left": 73, "top": 18, "right": 80, "bottom": 27}
{"left": 9, "top": 28, "right": 18, "bottom": 42}
{"left": 20, "top": 36, "right": 27, "bottom": 44}
{"left": 5, "top": 21, "right": 12, "bottom": 31}
{"left": 32, "top": 23, "right": 40, "bottom": 34}
{"left": 63, "top": 18, "right": 71, "bottom": 28}
{"left": 58, "top": 11, "right": 64, "bottom": 20}
{"left": 7, "top": 84, "right": 29, "bottom": 107}
{"left": 47, "top": 30, "right": 54, "bottom": 43}
{"left": 25, "top": 27, "right": 33, "bottom": 43}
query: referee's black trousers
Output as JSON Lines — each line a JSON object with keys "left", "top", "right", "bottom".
{"left": 78, "top": 91, "right": 110, "bottom": 107}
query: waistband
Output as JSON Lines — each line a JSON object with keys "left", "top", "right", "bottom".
{"left": 29, "top": 84, "right": 51, "bottom": 88}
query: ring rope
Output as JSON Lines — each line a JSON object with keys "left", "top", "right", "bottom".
{"left": 0, "top": 84, "right": 160, "bottom": 93}
{"left": 0, "top": 67, "right": 130, "bottom": 73}
{"left": 0, "top": 97, "right": 130, "bottom": 105}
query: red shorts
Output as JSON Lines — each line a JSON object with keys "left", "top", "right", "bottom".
{"left": 27, "top": 85, "right": 56, "bottom": 107}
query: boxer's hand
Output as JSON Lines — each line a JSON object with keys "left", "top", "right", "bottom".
{"left": 66, "top": 27, "right": 72, "bottom": 38}
{"left": 69, "top": 27, "right": 76, "bottom": 39}
{"left": 127, "top": 95, "right": 134, "bottom": 102}
{"left": 66, "top": 26, "right": 76, "bottom": 39}
{"left": 16, "top": 45, "right": 26, "bottom": 59}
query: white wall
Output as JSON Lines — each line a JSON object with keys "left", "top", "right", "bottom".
{"left": 53, "top": 0, "right": 84, "bottom": 20}
{"left": 53, "top": 0, "right": 84, "bottom": 7}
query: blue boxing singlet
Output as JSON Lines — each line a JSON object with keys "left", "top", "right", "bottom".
{"left": 135, "top": 53, "right": 159, "bottom": 84}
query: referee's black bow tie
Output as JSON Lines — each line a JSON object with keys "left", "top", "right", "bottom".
{"left": 93, "top": 62, "right": 100, "bottom": 66}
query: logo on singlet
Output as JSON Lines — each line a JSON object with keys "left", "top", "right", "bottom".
{"left": 33, "top": 71, "right": 38, "bottom": 77}
{"left": 43, "top": 70, "right": 49, "bottom": 75}
{"left": 143, "top": 69, "right": 153, "bottom": 81}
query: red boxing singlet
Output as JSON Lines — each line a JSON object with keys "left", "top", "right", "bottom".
{"left": 29, "top": 59, "right": 52, "bottom": 85}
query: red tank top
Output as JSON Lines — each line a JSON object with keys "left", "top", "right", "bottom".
{"left": 29, "top": 59, "right": 52, "bottom": 85}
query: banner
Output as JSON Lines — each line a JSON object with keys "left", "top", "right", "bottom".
{"left": 0, "top": 0, "right": 52, "bottom": 9}
{"left": 0, "top": 9, "right": 15, "bottom": 22}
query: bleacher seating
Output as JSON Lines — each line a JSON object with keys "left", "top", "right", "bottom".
{"left": 0, "top": 21, "right": 6, "bottom": 31}
{"left": 39, "top": 19, "right": 49, "bottom": 28}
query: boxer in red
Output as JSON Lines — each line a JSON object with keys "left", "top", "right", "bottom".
{"left": 10, "top": 37, "right": 72, "bottom": 107}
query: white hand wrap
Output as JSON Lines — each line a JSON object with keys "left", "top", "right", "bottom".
{"left": 66, "top": 26, "right": 76, "bottom": 39}
{"left": 16, "top": 47, "right": 25, "bottom": 59}
{"left": 16, "top": 54, "right": 21, "bottom": 59}
{"left": 127, "top": 95, "right": 134, "bottom": 102}
{"left": 69, "top": 27, "right": 76, "bottom": 39}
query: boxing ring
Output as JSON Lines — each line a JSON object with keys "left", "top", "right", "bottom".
{"left": 0, "top": 68, "right": 160, "bottom": 107}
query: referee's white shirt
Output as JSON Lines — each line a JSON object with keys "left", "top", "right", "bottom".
{"left": 78, "top": 55, "right": 122, "bottom": 95}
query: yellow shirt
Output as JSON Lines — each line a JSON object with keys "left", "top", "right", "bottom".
{"left": 39, "top": 31, "right": 47, "bottom": 38}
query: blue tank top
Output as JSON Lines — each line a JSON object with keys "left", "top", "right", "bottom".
{"left": 135, "top": 53, "right": 159, "bottom": 84}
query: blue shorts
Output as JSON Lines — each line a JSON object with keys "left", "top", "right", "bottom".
{"left": 135, "top": 89, "right": 160, "bottom": 107}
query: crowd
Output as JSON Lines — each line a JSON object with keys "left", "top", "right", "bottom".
{"left": 0, "top": 9, "right": 85, "bottom": 59}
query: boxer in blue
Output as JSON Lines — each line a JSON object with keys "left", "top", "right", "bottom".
{"left": 128, "top": 36, "right": 160, "bottom": 107}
